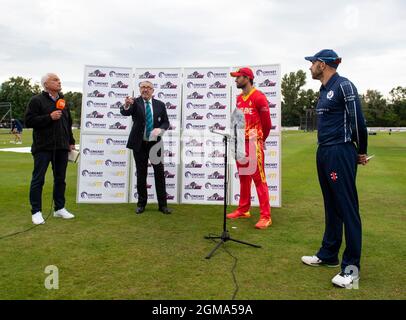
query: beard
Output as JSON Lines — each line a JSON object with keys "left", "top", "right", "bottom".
{"left": 236, "top": 82, "right": 247, "bottom": 89}
{"left": 311, "top": 65, "right": 323, "bottom": 80}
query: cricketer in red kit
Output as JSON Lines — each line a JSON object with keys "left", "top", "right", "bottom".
{"left": 228, "top": 67, "right": 272, "bottom": 229}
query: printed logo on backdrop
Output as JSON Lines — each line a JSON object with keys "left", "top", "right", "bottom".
{"left": 209, "top": 102, "right": 227, "bottom": 110}
{"left": 158, "top": 92, "right": 178, "bottom": 99}
{"left": 184, "top": 193, "right": 205, "bottom": 201}
{"left": 185, "top": 150, "right": 205, "bottom": 157}
{"left": 266, "top": 140, "right": 278, "bottom": 148}
{"left": 109, "top": 71, "right": 130, "bottom": 78}
{"left": 87, "top": 90, "right": 105, "bottom": 98}
{"left": 185, "top": 182, "right": 203, "bottom": 190}
{"left": 187, "top": 82, "right": 207, "bottom": 89}
{"left": 104, "top": 181, "right": 126, "bottom": 189}
{"left": 268, "top": 101, "right": 277, "bottom": 108}
{"left": 86, "top": 111, "right": 104, "bottom": 119}
{"left": 186, "top": 102, "right": 206, "bottom": 110}
{"left": 87, "top": 101, "right": 108, "bottom": 108}
{"left": 111, "top": 81, "right": 129, "bottom": 89}
{"left": 208, "top": 171, "right": 225, "bottom": 180}
{"left": 160, "top": 82, "right": 178, "bottom": 89}
{"left": 185, "top": 160, "right": 203, "bottom": 168}
{"left": 187, "top": 71, "right": 205, "bottom": 79}
{"left": 186, "top": 112, "right": 204, "bottom": 120}
{"left": 207, "top": 71, "right": 228, "bottom": 79}
{"left": 206, "top": 140, "right": 224, "bottom": 147}
{"left": 82, "top": 170, "right": 104, "bottom": 178}
{"left": 159, "top": 72, "right": 179, "bottom": 79}
{"left": 206, "top": 161, "right": 225, "bottom": 169}
{"left": 164, "top": 171, "right": 176, "bottom": 179}
{"left": 264, "top": 92, "right": 278, "bottom": 98}
{"left": 109, "top": 122, "right": 127, "bottom": 130}
{"left": 207, "top": 92, "right": 227, "bottom": 99}
{"left": 187, "top": 92, "right": 204, "bottom": 100}
{"left": 82, "top": 148, "right": 104, "bottom": 156}
{"left": 165, "top": 102, "right": 178, "bottom": 110}
{"left": 108, "top": 91, "right": 128, "bottom": 99}
{"left": 185, "top": 123, "right": 206, "bottom": 130}
{"left": 184, "top": 171, "right": 205, "bottom": 179}
{"left": 208, "top": 193, "right": 224, "bottom": 201}
{"left": 265, "top": 163, "right": 278, "bottom": 170}
{"left": 88, "top": 80, "right": 109, "bottom": 88}
{"left": 105, "top": 159, "right": 127, "bottom": 167}
{"left": 107, "top": 112, "right": 127, "bottom": 120}
{"left": 139, "top": 71, "right": 156, "bottom": 79}
{"left": 185, "top": 139, "right": 204, "bottom": 147}
{"left": 209, "top": 81, "right": 227, "bottom": 89}
{"left": 110, "top": 101, "right": 124, "bottom": 109}
{"left": 268, "top": 185, "right": 278, "bottom": 192}
{"left": 88, "top": 70, "right": 107, "bottom": 78}
{"left": 81, "top": 192, "right": 103, "bottom": 200}
{"left": 106, "top": 138, "right": 127, "bottom": 146}
{"left": 205, "top": 183, "right": 224, "bottom": 190}
{"left": 258, "top": 79, "right": 277, "bottom": 87}
{"left": 207, "top": 113, "right": 226, "bottom": 120}
{"left": 208, "top": 123, "right": 226, "bottom": 131}
{"left": 256, "top": 69, "right": 278, "bottom": 77}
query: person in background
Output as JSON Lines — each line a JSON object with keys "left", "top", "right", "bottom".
{"left": 11, "top": 118, "right": 23, "bottom": 144}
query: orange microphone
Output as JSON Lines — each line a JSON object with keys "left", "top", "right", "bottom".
{"left": 56, "top": 99, "right": 66, "bottom": 110}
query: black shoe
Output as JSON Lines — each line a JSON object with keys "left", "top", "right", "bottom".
{"left": 159, "top": 207, "right": 172, "bottom": 214}
{"left": 136, "top": 206, "right": 145, "bottom": 214}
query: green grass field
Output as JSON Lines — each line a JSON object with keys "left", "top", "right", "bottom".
{"left": 0, "top": 130, "right": 405, "bottom": 300}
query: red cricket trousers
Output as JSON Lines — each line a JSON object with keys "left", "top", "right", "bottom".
{"left": 236, "top": 139, "right": 271, "bottom": 219}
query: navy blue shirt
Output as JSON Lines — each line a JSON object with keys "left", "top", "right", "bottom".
{"left": 12, "top": 119, "right": 23, "bottom": 132}
{"left": 316, "top": 73, "right": 368, "bottom": 154}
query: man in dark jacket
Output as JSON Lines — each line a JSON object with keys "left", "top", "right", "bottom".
{"left": 25, "top": 73, "right": 76, "bottom": 225}
{"left": 121, "top": 81, "right": 172, "bottom": 214}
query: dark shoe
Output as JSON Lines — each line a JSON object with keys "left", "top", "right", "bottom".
{"left": 159, "top": 206, "right": 172, "bottom": 214}
{"left": 136, "top": 206, "right": 145, "bottom": 214}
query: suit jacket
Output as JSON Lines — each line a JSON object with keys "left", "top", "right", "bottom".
{"left": 120, "top": 97, "right": 170, "bottom": 152}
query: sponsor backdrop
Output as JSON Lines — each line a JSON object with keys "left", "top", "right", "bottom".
{"left": 81, "top": 66, "right": 133, "bottom": 134}
{"left": 181, "top": 67, "right": 231, "bottom": 205}
{"left": 77, "top": 65, "right": 281, "bottom": 207}
{"left": 77, "top": 134, "right": 130, "bottom": 203}
{"left": 130, "top": 68, "right": 182, "bottom": 204}
{"left": 230, "top": 65, "right": 282, "bottom": 207}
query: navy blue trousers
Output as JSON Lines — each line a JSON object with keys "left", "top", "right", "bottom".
{"left": 316, "top": 143, "right": 362, "bottom": 272}
{"left": 29, "top": 150, "right": 68, "bottom": 214}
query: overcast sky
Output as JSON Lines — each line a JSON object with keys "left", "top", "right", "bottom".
{"left": 1, "top": 0, "right": 405, "bottom": 96}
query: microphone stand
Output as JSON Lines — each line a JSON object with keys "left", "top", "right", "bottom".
{"left": 204, "top": 128, "right": 261, "bottom": 259}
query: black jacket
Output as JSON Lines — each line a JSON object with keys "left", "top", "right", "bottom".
{"left": 24, "top": 91, "right": 75, "bottom": 154}
{"left": 120, "top": 97, "right": 170, "bottom": 152}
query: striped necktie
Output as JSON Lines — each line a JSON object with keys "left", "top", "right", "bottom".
{"left": 145, "top": 100, "right": 153, "bottom": 140}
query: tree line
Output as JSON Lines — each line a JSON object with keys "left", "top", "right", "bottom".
{"left": 1, "top": 74, "right": 405, "bottom": 127}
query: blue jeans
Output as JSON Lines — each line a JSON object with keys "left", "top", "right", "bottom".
{"left": 29, "top": 150, "right": 68, "bottom": 214}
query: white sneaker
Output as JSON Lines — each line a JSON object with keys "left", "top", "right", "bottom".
{"left": 301, "top": 255, "right": 339, "bottom": 267}
{"left": 16, "top": 141, "right": 22, "bottom": 144}
{"left": 332, "top": 272, "right": 360, "bottom": 289}
{"left": 32, "top": 212, "right": 45, "bottom": 225}
{"left": 54, "top": 208, "right": 75, "bottom": 219}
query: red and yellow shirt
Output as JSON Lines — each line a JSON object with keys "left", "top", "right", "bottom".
{"left": 236, "top": 88, "right": 272, "bottom": 140}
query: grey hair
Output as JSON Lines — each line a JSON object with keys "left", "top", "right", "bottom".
{"left": 40, "top": 73, "right": 56, "bottom": 89}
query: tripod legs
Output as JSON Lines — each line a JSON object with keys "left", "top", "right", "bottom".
{"left": 205, "top": 231, "right": 261, "bottom": 259}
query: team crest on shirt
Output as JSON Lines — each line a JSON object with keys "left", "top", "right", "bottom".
{"left": 330, "top": 172, "right": 338, "bottom": 182}
{"left": 327, "top": 90, "right": 334, "bottom": 100}
{"left": 249, "top": 101, "right": 253, "bottom": 106}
